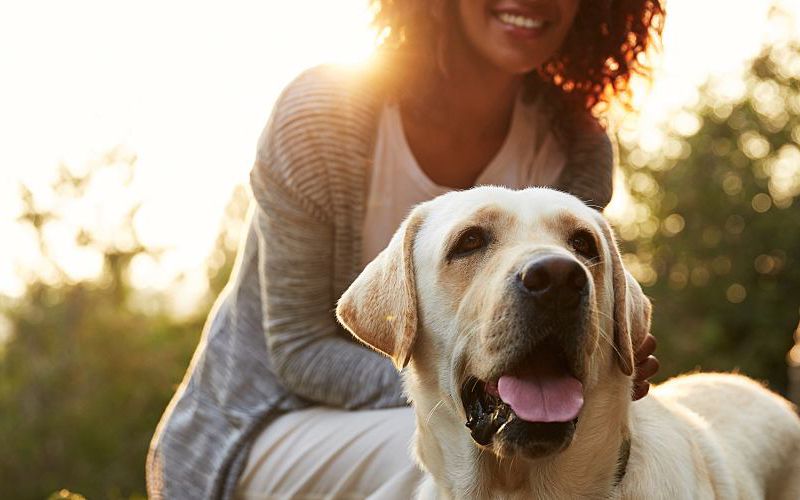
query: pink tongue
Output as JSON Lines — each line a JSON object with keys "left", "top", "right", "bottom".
{"left": 497, "top": 358, "right": 584, "bottom": 423}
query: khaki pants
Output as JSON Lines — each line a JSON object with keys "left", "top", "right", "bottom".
{"left": 236, "top": 407, "right": 423, "bottom": 500}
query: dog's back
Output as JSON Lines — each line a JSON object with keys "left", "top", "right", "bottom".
{"left": 625, "top": 373, "right": 800, "bottom": 500}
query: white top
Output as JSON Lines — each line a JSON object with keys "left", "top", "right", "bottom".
{"left": 361, "top": 95, "right": 567, "bottom": 265}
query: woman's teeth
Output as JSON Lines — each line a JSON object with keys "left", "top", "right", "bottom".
{"left": 496, "top": 12, "right": 545, "bottom": 29}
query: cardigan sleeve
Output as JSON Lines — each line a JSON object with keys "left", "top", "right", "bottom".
{"left": 554, "top": 103, "right": 615, "bottom": 211}
{"left": 248, "top": 69, "right": 406, "bottom": 410}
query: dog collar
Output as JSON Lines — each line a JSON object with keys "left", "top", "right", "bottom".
{"left": 613, "top": 436, "right": 632, "bottom": 488}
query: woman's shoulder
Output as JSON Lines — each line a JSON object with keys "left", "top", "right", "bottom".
{"left": 525, "top": 83, "right": 614, "bottom": 209}
{"left": 285, "top": 62, "right": 384, "bottom": 95}
{"left": 270, "top": 61, "right": 388, "bottom": 129}
{"left": 256, "top": 60, "right": 390, "bottom": 159}
{"left": 555, "top": 105, "right": 614, "bottom": 210}
{"left": 252, "top": 60, "right": 389, "bottom": 216}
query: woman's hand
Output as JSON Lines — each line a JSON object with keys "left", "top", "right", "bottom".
{"left": 633, "top": 333, "right": 659, "bottom": 400}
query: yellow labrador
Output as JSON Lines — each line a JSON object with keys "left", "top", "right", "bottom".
{"left": 337, "top": 187, "right": 800, "bottom": 499}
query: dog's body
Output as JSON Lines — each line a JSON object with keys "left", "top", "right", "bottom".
{"left": 337, "top": 187, "right": 800, "bottom": 499}
{"left": 411, "top": 372, "right": 800, "bottom": 499}
{"left": 618, "top": 373, "right": 800, "bottom": 500}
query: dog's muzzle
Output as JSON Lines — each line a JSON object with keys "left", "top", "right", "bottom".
{"left": 460, "top": 254, "right": 590, "bottom": 458}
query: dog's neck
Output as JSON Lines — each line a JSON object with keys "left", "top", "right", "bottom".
{"left": 412, "top": 374, "right": 632, "bottom": 499}
{"left": 479, "top": 386, "right": 630, "bottom": 499}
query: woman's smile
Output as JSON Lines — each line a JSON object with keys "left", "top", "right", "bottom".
{"left": 492, "top": 0, "right": 560, "bottom": 39}
{"left": 458, "top": 0, "right": 578, "bottom": 75}
{"left": 495, "top": 12, "right": 547, "bottom": 32}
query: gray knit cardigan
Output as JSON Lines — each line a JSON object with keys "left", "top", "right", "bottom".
{"left": 146, "top": 63, "right": 613, "bottom": 500}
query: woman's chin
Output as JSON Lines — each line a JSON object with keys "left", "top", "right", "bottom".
{"left": 484, "top": 52, "right": 547, "bottom": 78}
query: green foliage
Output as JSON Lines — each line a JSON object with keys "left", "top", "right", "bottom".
{"left": 0, "top": 157, "right": 246, "bottom": 499}
{"left": 0, "top": 282, "right": 199, "bottom": 499}
{"left": 619, "top": 41, "right": 800, "bottom": 391}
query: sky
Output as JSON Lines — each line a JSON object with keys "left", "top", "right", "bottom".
{"left": 1, "top": 0, "right": 799, "bottom": 309}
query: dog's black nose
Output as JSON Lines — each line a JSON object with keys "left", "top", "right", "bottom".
{"left": 518, "top": 255, "right": 587, "bottom": 307}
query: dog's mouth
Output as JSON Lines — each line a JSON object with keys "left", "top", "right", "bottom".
{"left": 460, "top": 336, "right": 584, "bottom": 456}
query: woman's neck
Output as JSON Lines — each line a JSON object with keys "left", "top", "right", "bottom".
{"left": 393, "top": 32, "right": 526, "bottom": 189}
{"left": 403, "top": 43, "right": 523, "bottom": 142}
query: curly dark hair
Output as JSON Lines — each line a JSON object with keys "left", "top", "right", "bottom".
{"left": 370, "top": 0, "right": 664, "bottom": 112}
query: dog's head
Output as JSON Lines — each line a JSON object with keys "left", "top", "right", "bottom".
{"left": 338, "top": 187, "right": 650, "bottom": 464}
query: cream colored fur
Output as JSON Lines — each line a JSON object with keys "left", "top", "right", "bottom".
{"left": 337, "top": 186, "right": 800, "bottom": 499}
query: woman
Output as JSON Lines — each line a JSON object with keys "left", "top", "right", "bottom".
{"left": 148, "top": 1, "right": 664, "bottom": 498}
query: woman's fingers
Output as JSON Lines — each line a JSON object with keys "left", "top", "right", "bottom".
{"left": 636, "top": 333, "right": 657, "bottom": 363}
{"left": 633, "top": 382, "right": 650, "bottom": 400}
{"left": 637, "top": 355, "right": 660, "bottom": 381}
{"left": 632, "top": 334, "right": 659, "bottom": 401}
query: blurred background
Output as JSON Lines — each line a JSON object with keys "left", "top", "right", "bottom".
{"left": 1, "top": 1, "right": 799, "bottom": 498}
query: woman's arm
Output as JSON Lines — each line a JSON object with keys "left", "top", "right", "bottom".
{"left": 248, "top": 66, "right": 406, "bottom": 409}
{"left": 251, "top": 174, "right": 406, "bottom": 409}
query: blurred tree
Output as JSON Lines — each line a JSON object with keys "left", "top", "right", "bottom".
{"left": 618, "top": 38, "right": 800, "bottom": 392}
{"left": 0, "top": 153, "right": 247, "bottom": 499}
{"left": 204, "top": 184, "right": 250, "bottom": 301}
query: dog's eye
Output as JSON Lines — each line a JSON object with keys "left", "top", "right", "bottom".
{"left": 569, "top": 230, "right": 599, "bottom": 261}
{"left": 448, "top": 227, "right": 488, "bottom": 260}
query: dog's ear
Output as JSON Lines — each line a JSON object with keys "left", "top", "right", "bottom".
{"left": 336, "top": 209, "right": 424, "bottom": 370}
{"left": 599, "top": 219, "right": 652, "bottom": 376}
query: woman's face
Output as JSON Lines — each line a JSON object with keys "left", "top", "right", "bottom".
{"left": 456, "top": 0, "right": 580, "bottom": 75}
